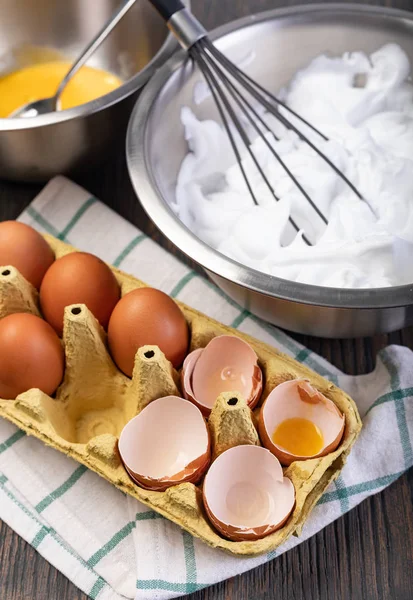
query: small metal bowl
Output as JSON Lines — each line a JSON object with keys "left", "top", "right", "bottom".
{"left": 0, "top": 0, "right": 179, "bottom": 182}
{"left": 126, "top": 3, "right": 413, "bottom": 338}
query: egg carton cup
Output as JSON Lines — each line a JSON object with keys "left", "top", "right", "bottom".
{"left": 0, "top": 235, "right": 362, "bottom": 557}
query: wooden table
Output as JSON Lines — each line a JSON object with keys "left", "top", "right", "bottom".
{"left": 1, "top": 0, "right": 413, "bottom": 598}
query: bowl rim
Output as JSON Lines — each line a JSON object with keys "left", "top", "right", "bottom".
{"left": 0, "top": 11, "right": 180, "bottom": 131}
{"left": 126, "top": 2, "right": 413, "bottom": 310}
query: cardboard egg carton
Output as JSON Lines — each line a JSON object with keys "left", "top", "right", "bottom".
{"left": 0, "top": 234, "right": 362, "bottom": 557}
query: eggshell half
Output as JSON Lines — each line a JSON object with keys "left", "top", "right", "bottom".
{"left": 181, "top": 347, "right": 203, "bottom": 403}
{"left": 118, "top": 396, "right": 210, "bottom": 491}
{"left": 182, "top": 336, "right": 262, "bottom": 416}
{"left": 259, "top": 379, "right": 345, "bottom": 466}
{"left": 203, "top": 445, "right": 295, "bottom": 541}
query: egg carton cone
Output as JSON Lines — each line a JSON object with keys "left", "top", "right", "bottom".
{"left": 0, "top": 234, "right": 362, "bottom": 557}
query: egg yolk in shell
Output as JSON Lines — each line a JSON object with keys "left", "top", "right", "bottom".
{"left": 272, "top": 417, "right": 324, "bottom": 456}
{"left": 0, "top": 61, "right": 123, "bottom": 117}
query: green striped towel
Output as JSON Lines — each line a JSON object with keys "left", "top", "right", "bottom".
{"left": 0, "top": 176, "right": 412, "bottom": 600}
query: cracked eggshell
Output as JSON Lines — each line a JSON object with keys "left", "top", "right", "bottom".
{"left": 203, "top": 445, "right": 295, "bottom": 541}
{"left": 259, "top": 379, "right": 345, "bottom": 466}
{"left": 181, "top": 335, "right": 262, "bottom": 416}
{"left": 118, "top": 395, "right": 211, "bottom": 491}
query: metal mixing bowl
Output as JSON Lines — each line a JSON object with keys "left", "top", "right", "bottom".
{"left": 0, "top": 0, "right": 181, "bottom": 181}
{"left": 126, "top": 3, "right": 413, "bottom": 338}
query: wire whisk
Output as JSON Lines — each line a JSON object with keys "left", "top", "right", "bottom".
{"left": 149, "top": 0, "right": 370, "bottom": 246}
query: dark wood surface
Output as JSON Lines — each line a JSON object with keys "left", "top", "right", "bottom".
{"left": 1, "top": 0, "right": 413, "bottom": 598}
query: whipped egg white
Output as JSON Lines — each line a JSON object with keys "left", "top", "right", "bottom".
{"left": 175, "top": 44, "right": 413, "bottom": 289}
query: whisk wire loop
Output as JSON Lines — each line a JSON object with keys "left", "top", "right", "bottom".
{"left": 191, "top": 45, "right": 260, "bottom": 208}
{"left": 193, "top": 42, "right": 312, "bottom": 242}
{"left": 150, "top": 1, "right": 371, "bottom": 245}
{"left": 203, "top": 39, "right": 366, "bottom": 204}
{"left": 199, "top": 41, "right": 329, "bottom": 229}
{"left": 197, "top": 46, "right": 281, "bottom": 199}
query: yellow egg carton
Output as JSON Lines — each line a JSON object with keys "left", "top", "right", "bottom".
{"left": 0, "top": 234, "right": 362, "bottom": 557}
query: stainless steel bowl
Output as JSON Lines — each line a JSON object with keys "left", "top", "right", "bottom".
{"left": 126, "top": 3, "right": 413, "bottom": 338}
{"left": 0, "top": 0, "right": 180, "bottom": 181}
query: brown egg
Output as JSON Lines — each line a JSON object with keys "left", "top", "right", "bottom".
{"left": 0, "top": 313, "right": 64, "bottom": 399}
{"left": 108, "top": 287, "right": 189, "bottom": 376}
{"left": 0, "top": 221, "right": 55, "bottom": 289}
{"left": 40, "top": 252, "right": 120, "bottom": 336}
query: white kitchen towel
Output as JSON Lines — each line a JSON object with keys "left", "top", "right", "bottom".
{"left": 0, "top": 176, "right": 412, "bottom": 600}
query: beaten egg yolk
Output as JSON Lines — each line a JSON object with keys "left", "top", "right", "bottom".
{"left": 0, "top": 61, "right": 122, "bottom": 117}
{"left": 272, "top": 417, "right": 324, "bottom": 456}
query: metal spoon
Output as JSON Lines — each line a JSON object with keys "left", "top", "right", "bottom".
{"left": 10, "top": 0, "right": 137, "bottom": 118}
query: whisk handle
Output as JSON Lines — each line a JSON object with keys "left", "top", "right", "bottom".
{"left": 149, "top": 0, "right": 207, "bottom": 48}
{"left": 149, "top": 0, "right": 185, "bottom": 21}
